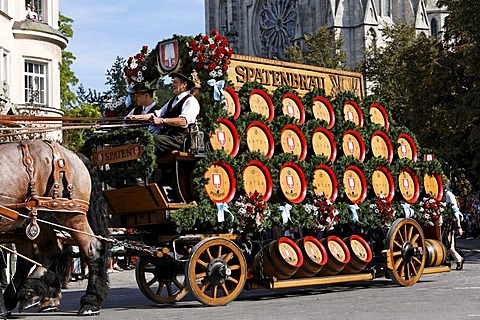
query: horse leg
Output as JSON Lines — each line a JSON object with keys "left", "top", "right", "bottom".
{"left": 61, "top": 214, "right": 109, "bottom": 316}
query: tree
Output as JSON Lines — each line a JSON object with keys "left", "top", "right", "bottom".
{"left": 105, "top": 56, "right": 127, "bottom": 98}
{"left": 285, "top": 26, "right": 347, "bottom": 69}
{"left": 58, "top": 13, "right": 78, "bottom": 110}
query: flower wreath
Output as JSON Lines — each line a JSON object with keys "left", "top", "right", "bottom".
{"left": 416, "top": 194, "right": 445, "bottom": 226}
{"left": 187, "top": 29, "right": 233, "bottom": 79}
{"left": 232, "top": 191, "right": 271, "bottom": 235}
{"left": 304, "top": 192, "right": 339, "bottom": 232}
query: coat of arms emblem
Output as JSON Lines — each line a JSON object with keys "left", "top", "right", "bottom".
{"left": 158, "top": 39, "right": 179, "bottom": 73}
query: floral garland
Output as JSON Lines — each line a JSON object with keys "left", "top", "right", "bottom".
{"left": 368, "top": 195, "right": 396, "bottom": 228}
{"left": 187, "top": 29, "right": 233, "bottom": 79}
{"left": 304, "top": 192, "right": 339, "bottom": 232}
{"left": 416, "top": 194, "right": 445, "bottom": 226}
{"left": 232, "top": 191, "right": 270, "bottom": 235}
{"left": 123, "top": 45, "right": 150, "bottom": 87}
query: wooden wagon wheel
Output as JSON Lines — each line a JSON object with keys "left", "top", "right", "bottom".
{"left": 135, "top": 256, "right": 188, "bottom": 304}
{"left": 385, "top": 218, "right": 426, "bottom": 286}
{"left": 185, "top": 237, "right": 247, "bottom": 306}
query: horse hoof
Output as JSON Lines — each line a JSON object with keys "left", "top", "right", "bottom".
{"left": 78, "top": 306, "right": 100, "bottom": 316}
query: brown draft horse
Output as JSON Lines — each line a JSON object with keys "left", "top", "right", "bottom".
{"left": 0, "top": 140, "right": 109, "bottom": 316}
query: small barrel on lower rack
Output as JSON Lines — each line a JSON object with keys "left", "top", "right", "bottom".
{"left": 292, "top": 236, "right": 328, "bottom": 278}
{"left": 251, "top": 237, "right": 304, "bottom": 280}
{"left": 317, "top": 236, "right": 351, "bottom": 276}
{"left": 425, "top": 239, "right": 447, "bottom": 267}
{"left": 340, "top": 234, "right": 372, "bottom": 274}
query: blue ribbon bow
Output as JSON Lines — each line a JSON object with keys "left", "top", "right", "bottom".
{"left": 207, "top": 79, "right": 225, "bottom": 101}
{"left": 348, "top": 204, "right": 360, "bottom": 223}
{"left": 216, "top": 202, "right": 233, "bottom": 223}
{"left": 279, "top": 204, "right": 292, "bottom": 225}
{"left": 401, "top": 203, "right": 415, "bottom": 218}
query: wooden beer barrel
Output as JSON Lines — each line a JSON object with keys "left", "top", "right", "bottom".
{"left": 371, "top": 166, "right": 395, "bottom": 202}
{"left": 242, "top": 160, "right": 273, "bottom": 202}
{"left": 342, "top": 130, "right": 366, "bottom": 162}
{"left": 223, "top": 86, "right": 241, "bottom": 119}
{"left": 280, "top": 124, "right": 307, "bottom": 160}
{"left": 279, "top": 162, "right": 307, "bottom": 203}
{"left": 343, "top": 100, "right": 364, "bottom": 127}
{"left": 312, "top": 96, "right": 335, "bottom": 129}
{"left": 209, "top": 118, "right": 240, "bottom": 157}
{"left": 398, "top": 167, "right": 420, "bottom": 203}
{"left": 293, "top": 236, "right": 328, "bottom": 278}
{"left": 249, "top": 89, "right": 274, "bottom": 122}
{"left": 245, "top": 121, "right": 275, "bottom": 158}
{"left": 343, "top": 165, "right": 368, "bottom": 204}
{"left": 281, "top": 93, "right": 305, "bottom": 124}
{"left": 340, "top": 235, "right": 372, "bottom": 274}
{"left": 369, "top": 103, "right": 390, "bottom": 131}
{"left": 204, "top": 161, "right": 236, "bottom": 203}
{"left": 311, "top": 127, "right": 337, "bottom": 161}
{"left": 397, "top": 133, "right": 418, "bottom": 161}
{"left": 312, "top": 164, "right": 338, "bottom": 202}
{"left": 424, "top": 173, "right": 444, "bottom": 201}
{"left": 425, "top": 239, "right": 447, "bottom": 267}
{"left": 252, "top": 237, "right": 304, "bottom": 280}
{"left": 371, "top": 131, "right": 393, "bottom": 163}
{"left": 317, "top": 236, "right": 351, "bottom": 276}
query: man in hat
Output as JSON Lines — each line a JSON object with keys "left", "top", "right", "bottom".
{"left": 127, "top": 72, "right": 200, "bottom": 155}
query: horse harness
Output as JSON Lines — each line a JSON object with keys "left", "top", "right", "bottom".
{"left": 7, "top": 141, "right": 90, "bottom": 240}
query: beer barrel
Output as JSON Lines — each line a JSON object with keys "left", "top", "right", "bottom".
{"left": 249, "top": 89, "right": 274, "bottom": 122}
{"left": 245, "top": 121, "right": 275, "bottom": 158}
{"left": 312, "top": 96, "right": 335, "bottom": 129}
{"left": 371, "top": 166, "right": 395, "bottom": 202}
{"left": 223, "top": 86, "right": 241, "bottom": 119}
{"left": 369, "top": 103, "right": 390, "bottom": 131}
{"left": 397, "top": 133, "right": 418, "bottom": 161}
{"left": 252, "top": 237, "right": 304, "bottom": 280}
{"left": 280, "top": 124, "right": 307, "bottom": 160}
{"left": 242, "top": 160, "right": 273, "bottom": 202}
{"left": 371, "top": 131, "right": 393, "bottom": 163}
{"left": 424, "top": 173, "right": 444, "bottom": 201}
{"left": 282, "top": 93, "right": 305, "bottom": 124}
{"left": 209, "top": 118, "right": 240, "bottom": 157}
{"left": 343, "top": 165, "right": 368, "bottom": 204}
{"left": 311, "top": 127, "right": 337, "bottom": 161}
{"left": 204, "top": 161, "right": 236, "bottom": 203}
{"left": 425, "top": 239, "right": 447, "bottom": 267}
{"left": 398, "top": 167, "right": 420, "bottom": 203}
{"left": 279, "top": 162, "right": 307, "bottom": 203}
{"left": 317, "top": 236, "right": 351, "bottom": 276}
{"left": 293, "top": 236, "right": 328, "bottom": 278}
{"left": 342, "top": 130, "right": 366, "bottom": 162}
{"left": 312, "top": 164, "right": 338, "bottom": 202}
{"left": 343, "top": 100, "right": 364, "bottom": 127}
{"left": 340, "top": 235, "right": 372, "bottom": 274}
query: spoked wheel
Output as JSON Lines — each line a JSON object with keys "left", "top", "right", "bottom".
{"left": 185, "top": 237, "right": 247, "bottom": 306}
{"left": 135, "top": 256, "right": 188, "bottom": 304}
{"left": 385, "top": 218, "right": 426, "bottom": 286}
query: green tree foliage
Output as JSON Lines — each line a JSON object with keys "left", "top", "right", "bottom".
{"left": 62, "top": 103, "right": 101, "bottom": 152}
{"left": 105, "top": 56, "right": 127, "bottom": 98}
{"left": 59, "top": 13, "right": 78, "bottom": 110}
{"left": 285, "top": 26, "right": 347, "bottom": 69}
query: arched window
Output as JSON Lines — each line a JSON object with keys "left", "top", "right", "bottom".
{"left": 431, "top": 18, "right": 438, "bottom": 37}
{"left": 368, "top": 28, "right": 377, "bottom": 47}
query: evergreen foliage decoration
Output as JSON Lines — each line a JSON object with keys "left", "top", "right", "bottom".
{"left": 268, "top": 152, "right": 313, "bottom": 199}
{"left": 332, "top": 155, "right": 365, "bottom": 200}
{"left": 270, "top": 114, "right": 301, "bottom": 143}
{"left": 394, "top": 157, "right": 425, "bottom": 196}
{"left": 331, "top": 91, "right": 361, "bottom": 123}
{"left": 303, "top": 118, "right": 332, "bottom": 148}
{"left": 271, "top": 85, "right": 300, "bottom": 118}
{"left": 170, "top": 201, "right": 235, "bottom": 233}
{"left": 81, "top": 128, "right": 157, "bottom": 185}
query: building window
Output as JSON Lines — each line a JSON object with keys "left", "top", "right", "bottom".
{"left": 431, "top": 18, "right": 438, "bottom": 37}
{"left": 24, "top": 61, "right": 47, "bottom": 105}
{"left": 0, "top": 48, "right": 9, "bottom": 100}
{"left": 25, "top": 0, "right": 43, "bottom": 21}
{"left": 0, "top": 0, "right": 8, "bottom": 14}
{"left": 385, "top": 0, "right": 391, "bottom": 16}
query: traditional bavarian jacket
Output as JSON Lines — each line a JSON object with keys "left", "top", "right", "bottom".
{"left": 152, "top": 91, "right": 200, "bottom": 136}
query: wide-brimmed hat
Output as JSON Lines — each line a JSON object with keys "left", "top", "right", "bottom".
{"left": 170, "top": 71, "right": 199, "bottom": 89}
{"left": 126, "top": 81, "right": 155, "bottom": 94}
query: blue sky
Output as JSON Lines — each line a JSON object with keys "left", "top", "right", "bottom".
{"left": 60, "top": 0, "right": 205, "bottom": 93}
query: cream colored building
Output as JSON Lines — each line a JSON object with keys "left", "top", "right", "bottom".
{"left": 0, "top": 0, "right": 67, "bottom": 139}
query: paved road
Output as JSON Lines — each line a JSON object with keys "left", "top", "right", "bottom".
{"left": 7, "top": 238, "right": 480, "bottom": 320}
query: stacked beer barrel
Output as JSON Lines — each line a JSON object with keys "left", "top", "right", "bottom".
{"left": 199, "top": 83, "right": 447, "bottom": 276}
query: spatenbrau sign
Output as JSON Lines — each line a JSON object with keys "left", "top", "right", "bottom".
{"left": 228, "top": 54, "right": 364, "bottom": 98}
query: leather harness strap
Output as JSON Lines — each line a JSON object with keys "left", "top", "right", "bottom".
{"left": 44, "top": 140, "right": 74, "bottom": 199}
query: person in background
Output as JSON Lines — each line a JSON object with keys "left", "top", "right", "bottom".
{"left": 445, "top": 181, "right": 465, "bottom": 270}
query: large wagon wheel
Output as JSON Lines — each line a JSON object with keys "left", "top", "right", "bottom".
{"left": 385, "top": 218, "right": 426, "bottom": 286}
{"left": 185, "top": 237, "right": 247, "bottom": 306}
{"left": 135, "top": 256, "right": 188, "bottom": 304}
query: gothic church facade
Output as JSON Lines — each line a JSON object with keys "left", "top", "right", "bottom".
{"left": 205, "top": 0, "right": 448, "bottom": 69}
